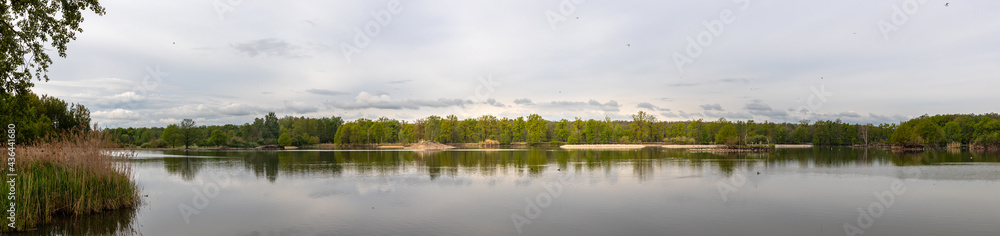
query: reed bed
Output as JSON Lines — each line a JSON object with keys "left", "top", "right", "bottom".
{"left": 0, "top": 129, "right": 139, "bottom": 233}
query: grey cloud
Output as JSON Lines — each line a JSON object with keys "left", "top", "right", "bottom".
{"left": 636, "top": 102, "right": 669, "bottom": 111}
{"left": 151, "top": 103, "right": 268, "bottom": 119}
{"left": 700, "top": 103, "right": 723, "bottom": 111}
{"left": 869, "top": 113, "right": 909, "bottom": 123}
{"left": 485, "top": 98, "right": 505, "bottom": 107}
{"left": 837, "top": 111, "right": 861, "bottom": 118}
{"left": 513, "top": 98, "right": 534, "bottom": 106}
{"left": 677, "top": 110, "right": 704, "bottom": 119}
{"left": 232, "top": 38, "right": 301, "bottom": 58}
{"left": 547, "top": 100, "right": 621, "bottom": 112}
{"left": 589, "top": 100, "right": 620, "bottom": 112}
{"left": 719, "top": 78, "right": 750, "bottom": 84}
{"left": 283, "top": 100, "right": 318, "bottom": 113}
{"left": 306, "top": 89, "right": 348, "bottom": 96}
{"left": 327, "top": 92, "right": 471, "bottom": 110}
{"left": 745, "top": 100, "right": 772, "bottom": 111}
{"left": 704, "top": 111, "right": 753, "bottom": 120}
{"left": 744, "top": 100, "right": 787, "bottom": 117}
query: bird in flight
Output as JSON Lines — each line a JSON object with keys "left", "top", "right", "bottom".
{"left": 945, "top": 3, "right": 949, "bottom": 6}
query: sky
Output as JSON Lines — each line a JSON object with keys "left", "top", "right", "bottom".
{"left": 32, "top": 0, "right": 1000, "bottom": 128}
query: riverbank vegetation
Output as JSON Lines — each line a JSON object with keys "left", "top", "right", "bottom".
{"left": 890, "top": 113, "right": 1000, "bottom": 150}
{"left": 104, "top": 111, "right": 1000, "bottom": 150}
{"left": 0, "top": 129, "right": 139, "bottom": 232}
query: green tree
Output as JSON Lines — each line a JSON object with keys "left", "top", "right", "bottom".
{"left": 890, "top": 122, "right": 920, "bottom": 147}
{"left": 178, "top": 118, "right": 200, "bottom": 149}
{"left": 277, "top": 132, "right": 292, "bottom": 146}
{"left": 162, "top": 124, "right": 180, "bottom": 148}
{"left": 527, "top": 114, "right": 546, "bottom": 143}
{"left": 1, "top": 0, "right": 106, "bottom": 95}
{"left": 944, "top": 121, "right": 962, "bottom": 143}
{"left": 263, "top": 112, "right": 279, "bottom": 140}
{"left": 630, "top": 111, "right": 655, "bottom": 142}
{"left": 914, "top": 119, "right": 945, "bottom": 146}
{"left": 210, "top": 130, "right": 228, "bottom": 147}
{"left": 716, "top": 122, "right": 737, "bottom": 145}
{"left": 555, "top": 119, "right": 570, "bottom": 142}
{"left": 439, "top": 116, "right": 454, "bottom": 143}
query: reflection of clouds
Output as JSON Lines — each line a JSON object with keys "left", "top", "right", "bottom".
{"left": 356, "top": 182, "right": 396, "bottom": 195}
{"left": 308, "top": 189, "right": 347, "bottom": 199}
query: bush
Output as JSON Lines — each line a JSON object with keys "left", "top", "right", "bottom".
{"left": 973, "top": 132, "right": 1000, "bottom": 147}
{"left": 748, "top": 135, "right": 769, "bottom": 144}
{"left": 259, "top": 138, "right": 277, "bottom": 146}
{"left": 663, "top": 136, "right": 696, "bottom": 144}
{"left": 226, "top": 137, "right": 256, "bottom": 148}
{"left": 140, "top": 137, "right": 168, "bottom": 148}
{"left": 618, "top": 136, "right": 632, "bottom": 144}
{"left": 277, "top": 133, "right": 292, "bottom": 146}
{"left": 196, "top": 139, "right": 214, "bottom": 147}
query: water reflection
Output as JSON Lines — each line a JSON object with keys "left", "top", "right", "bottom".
{"left": 21, "top": 147, "right": 1000, "bottom": 235}
{"left": 10, "top": 207, "right": 138, "bottom": 236}
{"left": 149, "top": 147, "right": 1000, "bottom": 184}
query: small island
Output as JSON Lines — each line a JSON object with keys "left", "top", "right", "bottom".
{"left": 404, "top": 140, "right": 455, "bottom": 151}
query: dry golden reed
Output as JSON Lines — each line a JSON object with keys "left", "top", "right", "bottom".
{"left": 1, "top": 128, "right": 139, "bottom": 233}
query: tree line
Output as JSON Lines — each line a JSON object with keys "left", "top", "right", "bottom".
{"left": 0, "top": 91, "right": 92, "bottom": 144}
{"left": 94, "top": 111, "right": 874, "bottom": 148}
{"left": 106, "top": 112, "right": 344, "bottom": 148}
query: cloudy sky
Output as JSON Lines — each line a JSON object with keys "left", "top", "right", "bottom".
{"left": 33, "top": 0, "right": 1000, "bottom": 128}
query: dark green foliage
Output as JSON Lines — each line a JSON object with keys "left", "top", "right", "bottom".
{"left": 889, "top": 113, "right": 1000, "bottom": 147}
{"left": 715, "top": 122, "right": 737, "bottom": 145}
{"left": 104, "top": 112, "right": 1000, "bottom": 149}
{"left": 178, "top": 119, "right": 199, "bottom": 149}
{"left": 0, "top": 92, "right": 91, "bottom": 144}
{"left": 1, "top": 0, "right": 106, "bottom": 96}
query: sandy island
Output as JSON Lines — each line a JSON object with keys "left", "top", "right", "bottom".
{"left": 663, "top": 144, "right": 813, "bottom": 149}
{"left": 560, "top": 144, "right": 646, "bottom": 150}
{"left": 404, "top": 141, "right": 455, "bottom": 151}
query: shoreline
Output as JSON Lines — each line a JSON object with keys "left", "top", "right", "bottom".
{"left": 560, "top": 144, "right": 646, "bottom": 150}
{"left": 119, "top": 143, "right": 825, "bottom": 151}
{"left": 664, "top": 144, "right": 814, "bottom": 149}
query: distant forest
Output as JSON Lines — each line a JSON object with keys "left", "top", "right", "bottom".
{"left": 104, "top": 112, "right": 1000, "bottom": 149}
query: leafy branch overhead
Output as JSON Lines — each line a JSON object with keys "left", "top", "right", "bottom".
{"left": 1, "top": 0, "right": 105, "bottom": 95}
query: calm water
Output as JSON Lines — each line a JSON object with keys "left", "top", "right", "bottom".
{"left": 17, "top": 147, "right": 1000, "bottom": 235}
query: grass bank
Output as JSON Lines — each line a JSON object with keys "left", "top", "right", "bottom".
{"left": 1, "top": 130, "right": 139, "bottom": 233}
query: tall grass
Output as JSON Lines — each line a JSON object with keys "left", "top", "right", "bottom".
{"left": 0, "top": 129, "right": 139, "bottom": 233}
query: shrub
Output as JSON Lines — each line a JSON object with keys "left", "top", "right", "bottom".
{"left": 748, "top": 135, "right": 769, "bottom": 144}
{"left": 226, "top": 137, "right": 256, "bottom": 148}
{"left": 663, "top": 136, "right": 696, "bottom": 144}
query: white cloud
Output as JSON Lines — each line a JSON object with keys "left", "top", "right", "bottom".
{"left": 27, "top": 0, "right": 1000, "bottom": 127}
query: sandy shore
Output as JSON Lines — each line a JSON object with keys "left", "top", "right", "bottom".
{"left": 664, "top": 144, "right": 814, "bottom": 149}
{"left": 662, "top": 144, "right": 723, "bottom": 149}
{"left": 560, "top": 144, "right": 646, "bottom": 150}
{"left": 774, "top": 144, "right": 813, "bottom": 148}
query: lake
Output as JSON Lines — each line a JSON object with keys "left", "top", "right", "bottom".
{"left": 17, "top": 147, "right": 1000, "bottom": 235}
